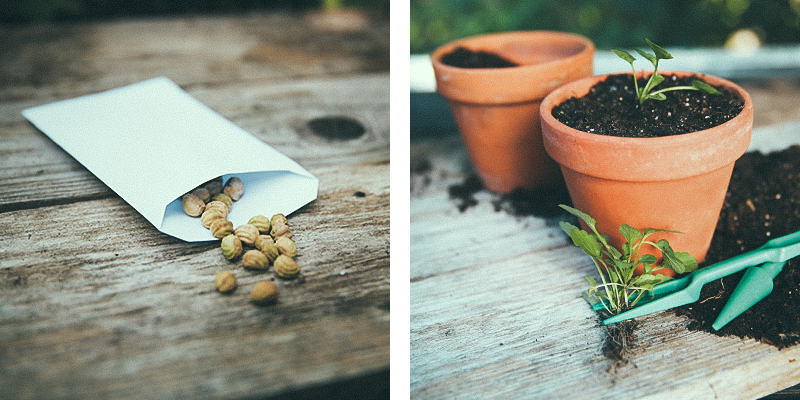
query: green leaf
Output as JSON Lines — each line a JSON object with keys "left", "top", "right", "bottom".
{"left": 692, "top": 80, "right": 722, "bottom": 95}
{"left": 635, "top": 49, "right": 657, "bottom": 66}
{"left": 638, "top": 254, "right": 658, "bottom": 266}
{"left": 608, "top": 269, "right": 619, "bottom": 283}
{"left": 642, "top": 263, "right": 653, "bottom": 275}
{"left": 611, "top": 258, "right": 636, "bottom": 282}
{"left": 559, "top": 221, "right": 579, "bottom": 238}
{"left": 570, "top": 228, "right": 602, "bottom": 258}
{"left": 640, "top": 228, "right": 684, "bottom": 245}
{"left": 675, "top": 251, "right": 699, "bottom": 273}
{"left": 646, "top": 38, "right": 673, "bottom": 60}
{"left": 604, "top": 245, "right": 622, "bottom": 260}
{"left": 612, "top": 49, "right": 636, "bottom": 64}
{"left": 584, "top": 276, "right": 597, "bottom": 287}
{"left": 619, "top": 224, "right": 643, "bottom": 247}
{"left": 559, "top": 204, "right": 597, "bottom": 230}
{"left": 649, "top": 73, "right": 666, "bottom": 87}
{"left": 654, "top": 239, "right": 692, "bottom": 274}
{"left": 634, "top": 273, "right": 673, "bottom": 286}
{"left": 648, "top": 92, "right": 667, "bottom": 101}
{"left": 609, "top": 258, "right": 634, "bottom": 273}
{"left": 643, "top": 228, "right": 684, "bottom": 236}
{"left": 622, "top": 242, "right": 632, "bottom": 260}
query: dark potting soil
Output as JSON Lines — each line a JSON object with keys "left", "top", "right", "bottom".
{"left": 676, "top": 145, "right": 800, "bottom": 349}
{"left": 551, "top": 74, "right": 745, "bottom": 137}
{"left": 440, "top": 47, "right": 518, "bottom": 69}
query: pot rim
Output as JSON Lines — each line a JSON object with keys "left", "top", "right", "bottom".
{"left": 431, "top": 31, "right": 595, "bottom": 104}
{"left": 540, "top": 71, "right": 754, "bottom": 181}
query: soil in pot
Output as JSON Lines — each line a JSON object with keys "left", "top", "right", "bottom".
{"left": 439, "top": 47, "right": 518, "bottom": 69}
{"left": 551, "top": 74, "right": 745, "bottom": 137}
{"left": 676, "top": 145, "right": 800, "bottom": 349}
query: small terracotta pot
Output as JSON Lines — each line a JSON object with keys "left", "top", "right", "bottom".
{"left": 431, "top": 31, "right": 595, "bottom": 193}
{"left": 541, "top": 72, "right": 754, "bottom": 263}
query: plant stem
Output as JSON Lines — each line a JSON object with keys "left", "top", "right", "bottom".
{"left": 628, "top": 62, "right": 640, "bottom": 103}
{"left": 639, "top": 60, "right": 660, "bottom": 104}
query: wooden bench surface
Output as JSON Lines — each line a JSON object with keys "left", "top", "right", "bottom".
{"left": 0, "top": 12, "right": 389, "bottom": 399}
{"left": 410, "top": 78, "right": 800, "bottom": 399}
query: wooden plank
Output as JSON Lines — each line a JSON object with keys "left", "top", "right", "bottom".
{"left": 0, "top": 13, "right": 389, "bottom": 103}
{"left": 0, "top": 158, "right": 389, "bottom": 399}
{"left": 0, "top": 73, "right": 389, "bottom": 210}
{"left": 409, "top": 120, "right": 800, "bottom": 399}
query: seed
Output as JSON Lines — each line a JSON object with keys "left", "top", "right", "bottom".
{"left": 275, "top": 236, "right": 297, "bottom": 258}
{"left": 181, "top": 193, "right": 205, "bottom": 217}
{"left": 191, "top": 187, "right": 211, "bottom": 203}
{"left": 201, "top": 209, "right": 225, "bottom": 228}
{"left": 274, "top": 254, "right": 300, "bottom": 279}
{"left": 261, "top": 242, "right": 280, "bottom": 263}
{"left": 220, "top": 234, "right": 243, "bottom": 260}
{"left": 250, "top": 280, "right": 279, "bottom": 304}
{"left": 223, "top": 177, "right": 244, "bottom": 201}
{"left": 271, "top": 213, "right": 288, "bottom": 227}
{"left": 204, "top": 201, "right": 229, "bottom": 219}
{"left": 271, "top": 222, "right": 293, "bottom": 240}
{"left": 248, "top": 215, "right": 272, "bottom": 234}
{"left": 202, "top": 177, "right": 224, "bottom": 198}
{"left": 214, "top": 270, "right": 237, "bottom": 293}
{"left": 234, "top": 224, "right": 260, "bottom": 246}
{"left": 210, "top": 219, "right": 234, "bottom": 239}
{"left": 212, "top": 193, "right": 233, "bottom": 210}
{"left": 254, "top": 234, "right": 274, "bottom": 251}
{"left": 242, "top": 249, "right": 269, "bottom": 269}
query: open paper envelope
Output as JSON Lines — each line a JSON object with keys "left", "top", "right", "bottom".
{"left": 22, "top": 77, "right": 319, "bottom": 242}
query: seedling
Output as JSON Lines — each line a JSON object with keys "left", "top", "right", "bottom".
{"left": 614, "top": 39, "right": 722, "bottom": 105}
{"left": 559, "top": 204, "right": 698, "bottom": 315}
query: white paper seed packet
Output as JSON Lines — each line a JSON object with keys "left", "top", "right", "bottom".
{"left": 22, "top": 77, "right": 318, "bottom": 242}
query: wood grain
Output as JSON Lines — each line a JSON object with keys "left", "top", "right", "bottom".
{"left": 0, "top": 12, "right": 389, "bottom": 399}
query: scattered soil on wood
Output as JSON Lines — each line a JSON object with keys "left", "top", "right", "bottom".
{"left": 439, "top": 47, "right": 518, "bottom": 68}
{"left": 676, "top": 145, "right": 800, "bottom": 349}
{"left": 551, "top": 74, "right": 745, "bottom": 137}
{"left": 447, "top": 175, "right": 572, "bottom": 218}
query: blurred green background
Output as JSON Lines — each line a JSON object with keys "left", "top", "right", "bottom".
{"left": 411, "top": 0, "right": 800, "bottom": 53}
{"left": 0, "top": 0, "right": 389, "bottom": 24}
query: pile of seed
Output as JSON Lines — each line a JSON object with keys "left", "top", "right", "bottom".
{"left": 181, "top": 176, "right": 301, "bottom": 305}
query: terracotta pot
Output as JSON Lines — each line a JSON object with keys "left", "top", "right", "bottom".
{"left": 431, "top": 31, "right": 595, "bottom": 193}
{"left": 541, "top": 71, "right": 754, "bottom": 263}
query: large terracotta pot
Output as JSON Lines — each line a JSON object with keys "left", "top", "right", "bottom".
{"left": 541, "top": 72, "right": 754, "bottom": 263}
{"left": 431, "top": 31, "right": 595, "bottom": 193}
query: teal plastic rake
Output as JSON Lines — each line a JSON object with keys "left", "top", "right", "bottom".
{"left": 591, "top": 228, "right": 800, "bottom": 329}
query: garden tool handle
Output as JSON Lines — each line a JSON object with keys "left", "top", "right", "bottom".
{"left": 693, "top": 231, "right": 800, "bottom": 283}
{"left": 692, "top": 249, "right": 771, "bottom": 283}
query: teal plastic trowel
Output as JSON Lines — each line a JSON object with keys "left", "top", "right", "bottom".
{"left": 711, "top": 260, "right": 785, "bottom": 330}
{"left": 592, "top": 229, "right": 800, "bottom": 329}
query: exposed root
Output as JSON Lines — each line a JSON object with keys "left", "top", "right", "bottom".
{"left": 602, "top": 318, "right": 638, "bottom": 373}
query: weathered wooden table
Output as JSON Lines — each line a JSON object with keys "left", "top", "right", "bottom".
{"left": 411, "top": 70, "right": 800, "bottom": 398}
{"left": 0, "top": 12, "right": 389, "bottom": 399}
